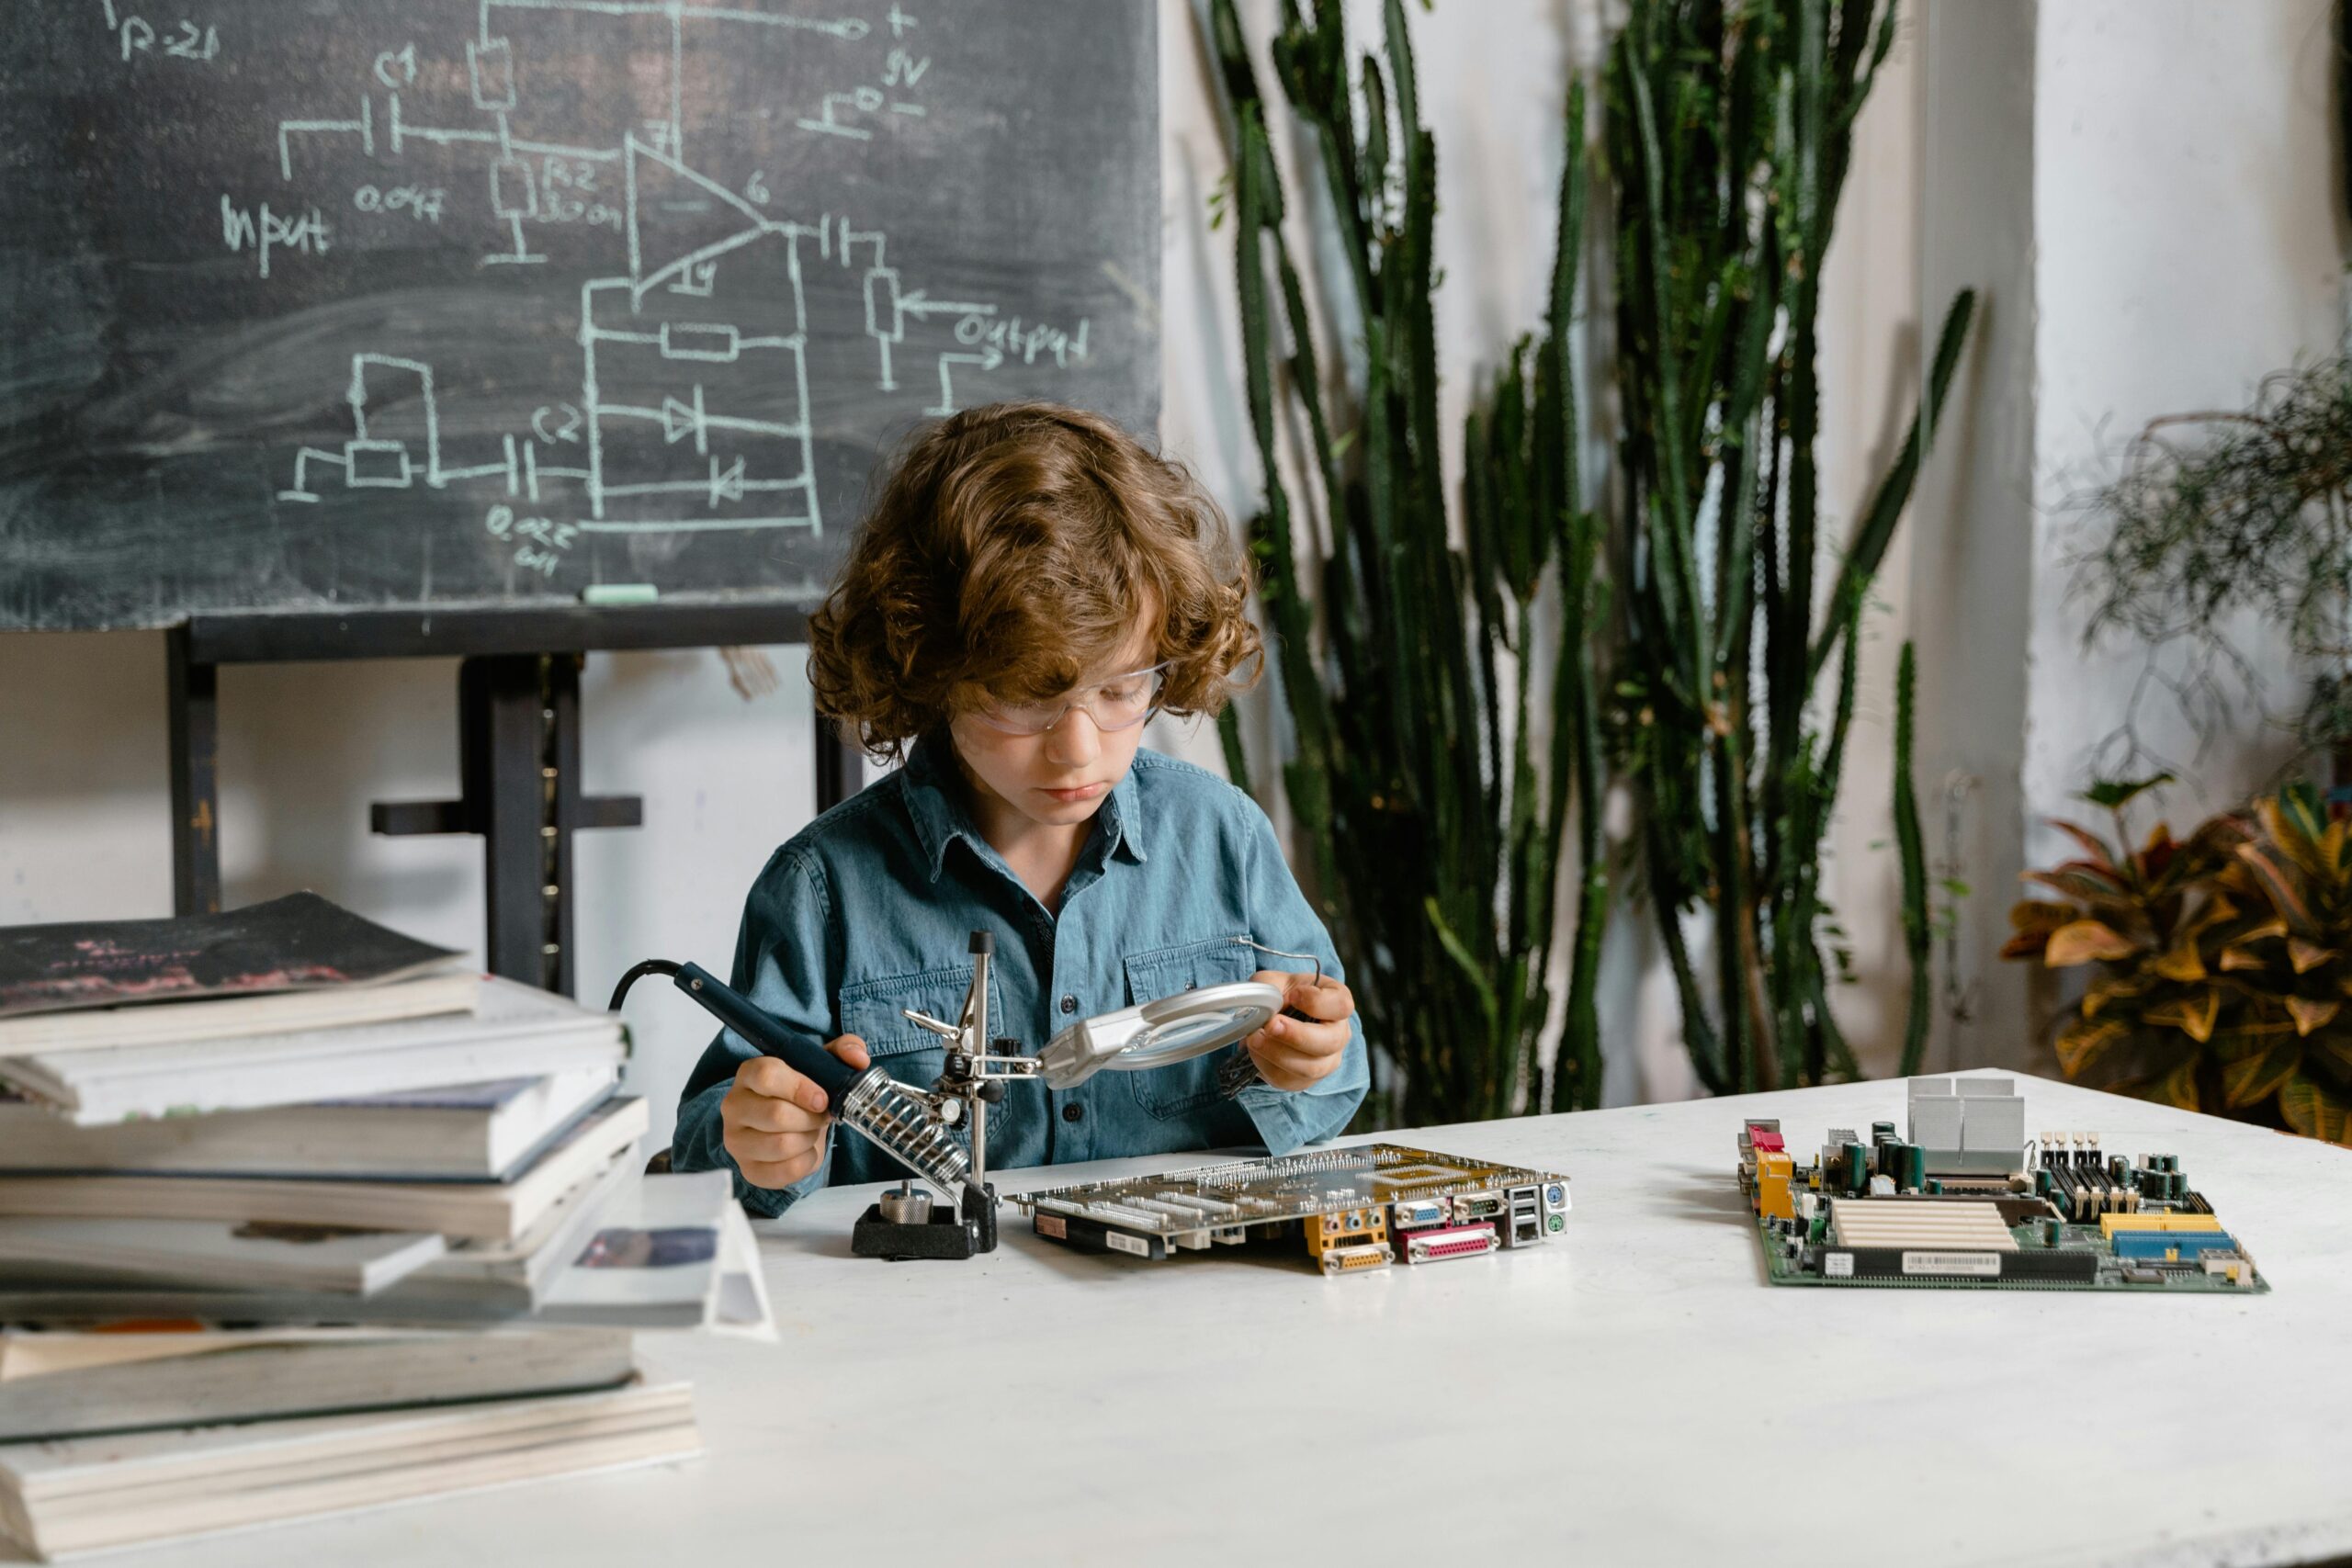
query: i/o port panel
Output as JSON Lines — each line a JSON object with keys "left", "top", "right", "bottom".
{"left": 1500, "top": 1185, "right": 1544, "bottom": 1248}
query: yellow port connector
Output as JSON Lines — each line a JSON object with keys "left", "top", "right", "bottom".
{"left": 1756, "top": 1151, "right": 1796, "bottom": 1221}
{"left": 2100, "top": 1213, "right": 2223, "bottom": 1239}
{"left": 1324, "top": 1242, "right": 1392, "bottom": 1274}
{"left": 1303, "top": 1208, "right": 1390, "bottom": 1261}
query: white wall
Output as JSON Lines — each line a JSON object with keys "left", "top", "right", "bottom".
{"left": 1813, "top": 12, "right": 1928, "bottom": 1078}
{"left": 1911, "top": 0, "right": 2038, "bottom": 1072}
{"left": 11, "top": 1, "right": 2316, "bottom": 1136}
{"left": 2026, "top": 0, "right": 2342, "bottom": 857}
{"left": 1909, "top": 0, "right": 2343, "bottom": 1068}
{"left": 0, "top": 632, "right": 829, "bottom": 1157}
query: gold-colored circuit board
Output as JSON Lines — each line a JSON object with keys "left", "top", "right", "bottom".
{"left": 1012, "top": 1143, "right": 1570, "bottom": 1240}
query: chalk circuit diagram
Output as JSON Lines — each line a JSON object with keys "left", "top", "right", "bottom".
{"left": 232, "top": 0, "right": 1096, "bottom": 569}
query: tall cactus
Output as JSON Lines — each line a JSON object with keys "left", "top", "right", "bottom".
{"left": 1606, "top": 0, "right": 1974, "bottom": 1093}
{"left": 1205, "top": 0, "right": 1609, "bottom": 1123}
{"left": 1894, "top": 639, "right": 1931, "bottom": 1076}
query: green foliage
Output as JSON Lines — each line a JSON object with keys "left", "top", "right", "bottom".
{"left": 2077, "top": 361, "right": 2352, "bottom": 743}
{"left": 2005, "top": 782, "right": 2352, "bottom": 1146}
{"left": 1893, "top": 641, "right": 1929, "bottom": 1077}
{"left": 1604, "top": 0, "right": 1975, "bottom": 1093}
{"left": 2081, "top": 773, "right": 2177, "bottom": 811}
{"left": 1206, "top": 0, "right": 1608, "bottom": 1124}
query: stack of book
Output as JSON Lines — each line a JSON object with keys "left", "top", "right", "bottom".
{"left": 0, "top": 895, "right": 763, "bottom": 1561}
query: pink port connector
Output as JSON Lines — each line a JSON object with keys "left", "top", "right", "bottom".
{"left": 1404, "top": 1224, "right": 1499, "bottom": 1264}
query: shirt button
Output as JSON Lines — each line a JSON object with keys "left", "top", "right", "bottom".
{"left": 1059, "top": 994, "right": 1078, "bottom": 1015}
{"left": 1062, "top": 1102, "right": 1085, "bottom": 1123}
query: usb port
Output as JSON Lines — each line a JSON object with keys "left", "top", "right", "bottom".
{"left": 1500, "top": 1211, "right": 1546, "bottom": 1249}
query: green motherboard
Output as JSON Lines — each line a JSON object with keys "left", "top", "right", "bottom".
{"left": 1737, "top": 1079, "right": 2267, "bottom": 1293}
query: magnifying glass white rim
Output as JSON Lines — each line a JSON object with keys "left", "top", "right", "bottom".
{"left": 1100, "top": 980, "right": 1283, "bottom": 1071}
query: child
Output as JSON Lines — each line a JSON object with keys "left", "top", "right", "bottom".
{"left": 672, "top": 402, "right": 1365, "bottom": 1214}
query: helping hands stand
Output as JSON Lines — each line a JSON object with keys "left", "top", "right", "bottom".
{"left": 614, "top": 927, "right": 1283, "bottom": 1262}
{"left": 850, "top": 931, "right": 1040, "bottom": 1260}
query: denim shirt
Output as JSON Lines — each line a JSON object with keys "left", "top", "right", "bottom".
{"left": 673, "top": 738, "right": 1369, "bottom": 1216}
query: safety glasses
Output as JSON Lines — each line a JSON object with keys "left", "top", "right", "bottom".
{"left": 967, "top": 661, "right": 1169, "bottom": 737}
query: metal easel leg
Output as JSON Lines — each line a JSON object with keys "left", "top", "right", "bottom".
{"left": 469, "top": 654, "right": 549, "bottom": 988}
{"left": 814, "top": 709, "right": 862, "bottom": 814}
{"left": 373, "top": 653, "right": 639, "bottom": 995}
{"left": 165, "top": 626, "right": 222, "bottom": 918}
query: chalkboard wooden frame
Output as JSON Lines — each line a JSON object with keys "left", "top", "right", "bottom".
{"left": 177, "top": 598, "right": 820, "bottom": 664}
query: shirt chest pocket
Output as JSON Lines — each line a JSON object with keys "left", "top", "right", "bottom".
{"left": 836, "top": 966, "right": 1007, "bottom": 1095}
{"left": 1119, "top": 933, "right": 1259, "bottom": 1121}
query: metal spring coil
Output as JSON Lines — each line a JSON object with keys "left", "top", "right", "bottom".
{"left": 839, "top": 1072, "right": 971, "bottom": 1191}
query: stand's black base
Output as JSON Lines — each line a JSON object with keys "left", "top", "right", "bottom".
{"left": 851, "top": 1184, "right": 997, "bottom": 1260}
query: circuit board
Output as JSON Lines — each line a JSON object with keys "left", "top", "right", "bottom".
{"left": 1737, "top": 1078, "right": 2267, "bottom": 1292}
{"left": 1012, "top": 1144, "right": 1570, "bottom": 1276}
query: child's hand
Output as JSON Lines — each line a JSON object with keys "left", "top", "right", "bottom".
{"left": 1241, "top": 972, "right": 1354, "bottom": 1091}
{"left": 720, "top": 1033, "right": 872, "bottom": 1190}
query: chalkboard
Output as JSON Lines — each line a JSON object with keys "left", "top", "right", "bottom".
{"left": 0, "top": 0, "right": 1158, "bottom": 632}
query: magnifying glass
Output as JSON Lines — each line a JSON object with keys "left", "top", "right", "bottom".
{"left": 1036, "top": 979, "right": 1284, "bottom": 1090}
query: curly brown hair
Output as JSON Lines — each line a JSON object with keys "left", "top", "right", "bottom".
{"left": 808, "top": 402, "right": 1262, "bottom": 761}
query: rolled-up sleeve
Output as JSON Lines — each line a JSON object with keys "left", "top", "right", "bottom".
{"left": 1228, "top": 797, "right": 1370, "bottom": 1151}
{"left": 671, "top": 850, "right": 839, "bottom": 1217}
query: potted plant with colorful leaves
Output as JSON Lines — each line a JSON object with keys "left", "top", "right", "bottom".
{"left": 2006, "top": 775, "right": 2352, "bottom": 1145}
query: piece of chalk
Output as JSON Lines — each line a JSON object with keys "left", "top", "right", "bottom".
{"left": 582, "top": 583, "right": 660, "bottom": 605}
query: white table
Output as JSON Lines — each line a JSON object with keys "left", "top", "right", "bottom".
{"left": 78, "top": 1071, "right": 2352, "bottom": 1568}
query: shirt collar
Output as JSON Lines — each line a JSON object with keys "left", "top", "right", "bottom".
{"left": 901, "top": 735, "right": 1148, "bottom": 885}
{"left": 1100, "top": 762, "right": 1148, "bottom": 866}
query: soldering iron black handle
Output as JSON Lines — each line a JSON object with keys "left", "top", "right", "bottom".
{"left": 672, "top": 962, "right": 865, "bottom": 1107}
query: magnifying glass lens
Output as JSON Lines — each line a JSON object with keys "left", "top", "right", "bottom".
{"left": 1129, "top": 1008, "right": 1254, "bottom": 1059}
